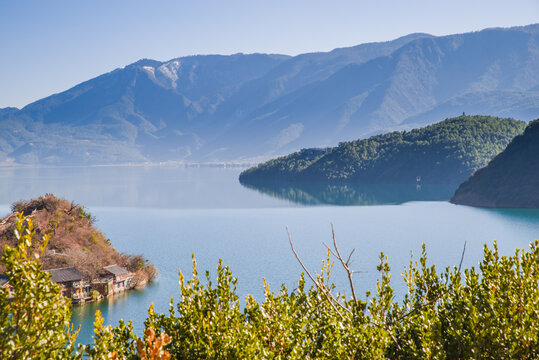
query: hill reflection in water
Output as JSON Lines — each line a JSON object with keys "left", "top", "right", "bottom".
{"left": 240, "top": 179, "right": 458, "bottom": 206}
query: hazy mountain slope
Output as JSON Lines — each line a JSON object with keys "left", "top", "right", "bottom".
{"left": 401, "top": 90, "right": 539, "bottom": 129}
{"left": 0, "top": 54, "right": 290, "bottom": 164}
{"left": 0, "top": 34, "right": 430, "bottom": 165}
{"left": 451, "top": 119, "right": 539, "bottom": 208}
{"left": 212, "top": 33, "right": 433, "bottom": 125}
{"left": 211, "top": 25, "right": 539, "bottom": 160}
{"left": 1, "top": 24, "right": 538, "bottom": 165}
{"left": 239, "top": 116, "right": 527, "bottom": 185}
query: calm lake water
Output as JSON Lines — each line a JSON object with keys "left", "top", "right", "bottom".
{"left": 0, "top": 165, "right": 538, "bottom": 345}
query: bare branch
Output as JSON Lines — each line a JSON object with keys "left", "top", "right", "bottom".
{"left": 330, "top": 223, "right": 358, "bottom": 302}
{"left": 346, "top": 248, "right": 356, "bottom": 266}
{"left": 386, "top": 325, "right": 402, "bottom": 351}
{"left": 286, "top": 226, "right": 348, "bottom": 319}
{"left": 322, "top": 242, "right": 339, "bottom": 259}
{"left": 369, "top": 318, "right": 402, "bottom": 352}
{"left": 458, "top": 241, "right": 467, "bottom": 273}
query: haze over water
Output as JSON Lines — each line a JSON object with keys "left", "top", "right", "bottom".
{"left": 0, "top": 165, "right": 538, "bottom": 345}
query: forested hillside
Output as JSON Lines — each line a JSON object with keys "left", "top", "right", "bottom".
{"left": 239, "top": 115, "right": 527, "bottom": 185}
{"left": 451, "top": 119, "right": 539, "bottom": 208}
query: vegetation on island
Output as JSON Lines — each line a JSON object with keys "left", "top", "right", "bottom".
{"left": 0, "top": 194, "right": 156, "bottom": 287}
{"left": 451, "top": 119, "right": 539, "bottom": 208}
{"left": 2, "top": 214, "right": 539, "bottom": 359}
{"left": 240, "top": 115, "right": 527, "bottom": 185}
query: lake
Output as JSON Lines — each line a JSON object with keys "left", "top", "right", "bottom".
{"left": 0, "top": 165, "right": 538, "bottom": 345}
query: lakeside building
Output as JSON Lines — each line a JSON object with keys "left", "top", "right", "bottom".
{"left": 1, "top": 264, "right": 134, "bottom": 304}
{"left": 0, "top": 273, "right": 13, "bottom": 298}
{"left": 103, "top": 264, "right": 133, "bottom": 294}
{"left": 46, "top": 267, "right": 91, "bottom": 304}
{"left": 91, "top": 276, "right": 114, "bottom": 298}
{"left": 46, "top": 265, "right": 133, "bottom": 304}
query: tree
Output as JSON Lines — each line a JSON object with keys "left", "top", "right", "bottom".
{"left": 0, "top": 213, "right": 80, "bottom": 360}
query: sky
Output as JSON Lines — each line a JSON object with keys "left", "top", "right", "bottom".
{"left": 0, "top": 0, "right": 538, "bottom": 109}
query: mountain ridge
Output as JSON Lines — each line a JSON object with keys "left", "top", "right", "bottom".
{"left": 1, "top": 24, "right": 538, "bottom": 165}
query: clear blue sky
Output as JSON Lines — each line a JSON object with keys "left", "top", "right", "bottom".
{"left": 1, "top": 0, "right": 537, "bottom": 108}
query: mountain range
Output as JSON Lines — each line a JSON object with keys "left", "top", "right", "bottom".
{"left": 1, "top": 24, "right": 538, "bottom": 165}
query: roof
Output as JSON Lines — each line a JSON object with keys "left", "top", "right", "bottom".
{"left": 0, "top": 274, "right": 9, "bottom": 287}
{"left": 103, "top": 265, "right": 129, "bottom": 277}
{"left": 46, "top": 267, "right": 85, "bottom": 283}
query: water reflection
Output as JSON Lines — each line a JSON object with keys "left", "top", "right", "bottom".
{"left": 239, "top": 179, "right": 458, "bottom": 206}
{"left": 71, "top": 282, "right": 160, "bottom": 345}
{"left": 0, "top": 166, "right": 289, "bottom": 209}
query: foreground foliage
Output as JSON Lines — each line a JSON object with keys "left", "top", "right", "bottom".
{"left": 1, "top": 214, "right": 539, "bottom": 359}
{"left": 0, "top": 214, "right": 78, "bottom": 360}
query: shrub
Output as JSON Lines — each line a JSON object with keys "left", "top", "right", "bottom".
{"left": 49, "top": 218, "right": 59, "bottom": 228}
{"left": 0, "top": 213, "right": 80, "bottom": 359}
{"left": 10, "top": 200, "right": 26, "bottom": 213}
{"left": 2, "top": 214, "right": 538, "bottom": 359}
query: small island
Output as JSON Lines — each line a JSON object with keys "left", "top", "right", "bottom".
{"left": 0, "top": 194, "right": 156, "bottom": 303}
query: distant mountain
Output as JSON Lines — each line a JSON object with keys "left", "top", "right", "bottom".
{"left": 0, "top": 54, "right": 290, "bottom": 164}
{"left": 1, "top": 24, "right": 538, "bottom": 165}
{"left": 239, "top": 116, "right": 527, "bottom": 185}
{"left": 401, "top": 90, "right": 539, "bottom": 129}
{"left": 451, "top": 119, "right": 539, "bottom": 208}
{"left": 217, "top": 25, "right": 539, "bottom": 159}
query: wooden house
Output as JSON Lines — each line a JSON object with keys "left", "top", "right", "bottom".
{"left": 92, "top": 276, "right": 114, "bottom": 297}
{"left": 0, "top": 274, "right": 14, "bottom": 298}
{"left": 46, "top": 267, "right": 91, "bottom": 303}
{"left": 103, "top": 265, "right": 133, "bottom": 294}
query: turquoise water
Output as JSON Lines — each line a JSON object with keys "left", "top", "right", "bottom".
{"left": 0, "top": 166, "right": 538, "bottom": 345}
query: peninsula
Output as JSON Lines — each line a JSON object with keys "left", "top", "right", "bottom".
{"left": 0, "top": 194, "right": 156, "bottom": 303}
{"left": 240, "top": 115, "right": 526, "bottom": 185}
{"left": 451, "top": 119, "right": 539, "bottom": 208}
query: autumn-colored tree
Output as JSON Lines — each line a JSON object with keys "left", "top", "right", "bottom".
{"left": 0, "top": 213, "right": 80, "bottom": 360}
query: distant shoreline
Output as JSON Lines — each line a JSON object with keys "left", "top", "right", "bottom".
{"left": 0, "top": 161, "right": 260, "bottom": 169}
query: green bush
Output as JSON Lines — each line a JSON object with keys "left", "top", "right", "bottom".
{"left": 0, "top": 213, "right": 80, "bottom": 359}
{"left": 1, "top": 214, "right": 539, "bottom": 359}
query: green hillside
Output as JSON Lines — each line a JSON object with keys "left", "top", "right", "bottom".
{"left": 451, "top": 119, "right": 539, "bottom": 208}
{"left": 240, "top": 115, "right": 527, "bottom": 185}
